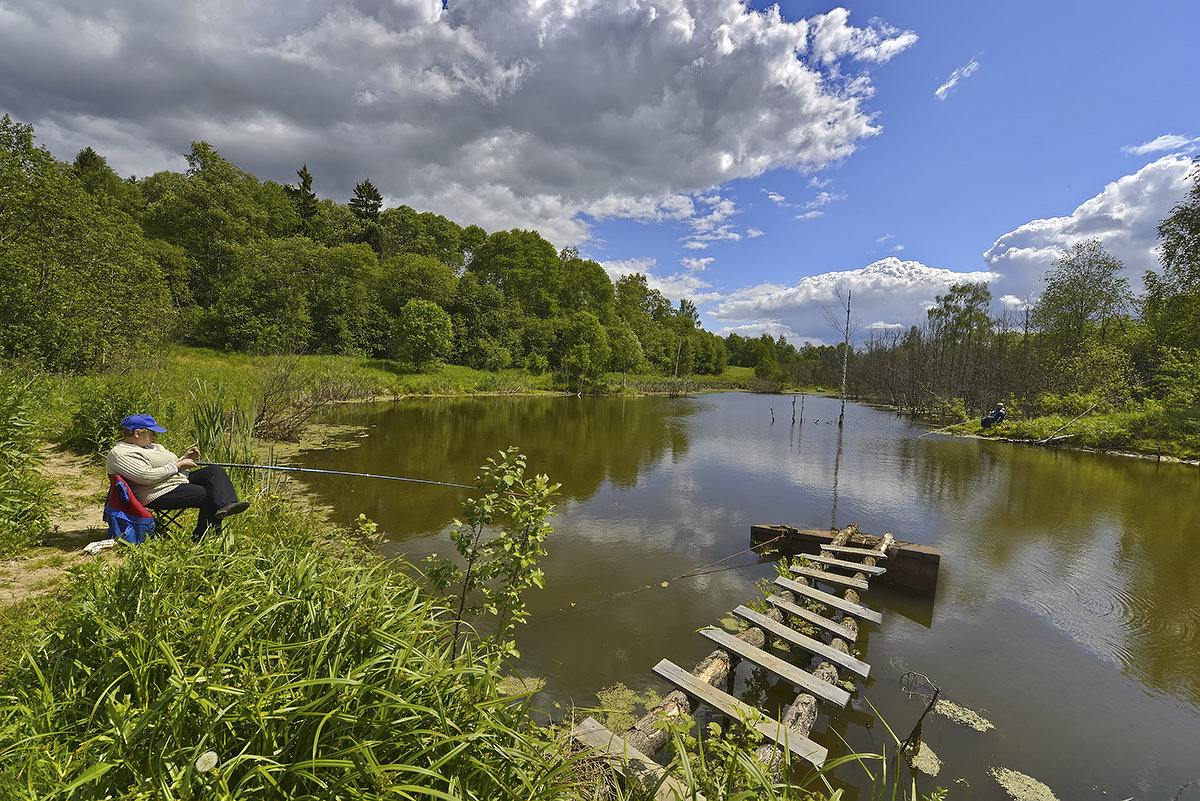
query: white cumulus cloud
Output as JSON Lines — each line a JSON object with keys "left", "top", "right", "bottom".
{"left": 0, "top": 0, "right": 916, "bottom": 249}
{"left": 711, "top": 257, "right": 997, "bottom": 345}
{"left": 709, "top": 154, "right": 1196, "bottom": 345}
{"left": 983, "top": 154, "right": 1195, "bottom": 302}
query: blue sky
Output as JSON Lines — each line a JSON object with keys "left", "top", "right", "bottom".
{"left": 2, "top": 0, "right": 1196, "bottom": 344}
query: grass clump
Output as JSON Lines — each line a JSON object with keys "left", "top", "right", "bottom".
{"left": 0, "top": 370, "right": 54, "bottom": 556}
{"left": 0, "top": 516, "right": 577, "bottom": 800}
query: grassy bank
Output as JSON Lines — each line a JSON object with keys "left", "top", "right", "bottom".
{"left": 0, "top": 371, "right": 594, "bottom": 799}
{"left": 0, "top": 503, "right": 588, "bottom": 800}
{"left": 18, "top": 347, "right": 761, "bottom": 452}
{"left": 915, "top": 397, "right": 1200, "bottom": 462}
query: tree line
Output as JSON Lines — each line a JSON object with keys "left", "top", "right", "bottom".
{"left": 0, "top": 115, "right": 729, "bottom": 384}
{"left": 845, "top": 160, "right": 1200, "bottom": 430}
{"left": 5, "top": 110, "right": 1197, "bottom": 419}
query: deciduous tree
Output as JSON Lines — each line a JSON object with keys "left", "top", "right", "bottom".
{"left": 393, "top": 299, "right": 453, "bottom": 368}
{"left": 1145, "top": 160, "right": 1200, "bottom": 352}
{"left": 1033, "top": 239, "right": 1130, "bottom": 347}
{"left": 0, "top": 115, "right": 171, "bottom": 370}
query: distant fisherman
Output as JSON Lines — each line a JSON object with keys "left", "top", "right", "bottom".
{"left": 106, "top": 414, "right": 250, "bottom": 540}
{"left": 980, "top": 403, "right": 1006, "bottom": 430}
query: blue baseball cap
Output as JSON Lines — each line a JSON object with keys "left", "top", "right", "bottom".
{"left": 120, "top": 414, "right": 167, "bottom": 433}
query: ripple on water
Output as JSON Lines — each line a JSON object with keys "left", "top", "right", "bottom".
{"left": 1024, "top": 544, "right": 1200, "bottom": 703}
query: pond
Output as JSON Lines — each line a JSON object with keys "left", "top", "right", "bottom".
{"left": 292, "top": 392, "right": 1200, "bottom": 800}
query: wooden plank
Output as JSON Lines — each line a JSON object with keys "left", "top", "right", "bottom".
{"left": 699, "top": 626, "right": 850, "bottom": 706}
{"left": 732, "top": 606, "right": 870, "bottom": 679}
{"left": 819, "top": 543, "right": 888, "bottom": 559}
{"left": 774, "top": 576, "right": 883, "bottom": 625}
{"left": 802, "top": 553, "right": 887, "bottom": 575}
{"left": 785, "top": 563, "right": 869, "bottom": 591}
{"left": 765, "top": 594, "right": 853, "bottom": 638}
{"left": 652, "top": 659, "right": 828, "bottom": 767}
{"left": 571, "top": 717, "right": 702, "bottom": 801}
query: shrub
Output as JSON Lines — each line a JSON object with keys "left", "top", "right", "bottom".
{"left": 1034, "top": 391, "right": 1106, "bottom": 417}
{"left": 59, "top": 377, "right": 162, "bottom": 458}
{"left": 926, "top": 397, "right": 968, "bottom": 424}
{"left": 525, "top": 353, "right": 549, "bottom": 376}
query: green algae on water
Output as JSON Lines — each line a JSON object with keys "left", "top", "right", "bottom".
{"left": 593, "top": 682, "right": 663, "bottom": 735}
{"left": 933, "top": 698, "right": 994, "bottom": 731}
{"left": 498, "top": 675, "right": 545, "bottom": 696}
{"left": 907, "top": 740, "right": 942, "bottom": 777}
{"left": 988, "top": 766, "right": 1059, "bottom": 801}
{"left": 718, "top": 615, "right": 747, "bottom": 632}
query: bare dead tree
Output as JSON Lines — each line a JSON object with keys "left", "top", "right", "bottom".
{"left": 823, "top": 287, "right": 858, "bottom": 427}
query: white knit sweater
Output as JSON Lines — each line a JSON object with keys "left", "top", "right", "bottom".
{"left": 106, "top": 441, "right": 189, "bottom": 504}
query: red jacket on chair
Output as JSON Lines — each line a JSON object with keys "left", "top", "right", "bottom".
{"left": 103, "top": 474, "right": 157, "bottom": 544}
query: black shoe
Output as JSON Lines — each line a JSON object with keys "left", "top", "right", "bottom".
{"left": 215, "top": 500, "right": 250, "bottom": 521}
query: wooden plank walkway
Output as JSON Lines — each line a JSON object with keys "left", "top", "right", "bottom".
{"left": 819, "top": 543, "right": 888, "bottom": 559}
{"left": 785, "top": 563, "right": 870, "bottom": 591}
{"left": 571, "top": 524, "right": 909, "bottom": 791}
{"left": 802, "top": 553, "right": 887, "bottom": 575}
{"left": 699, "top": 626, "right": 850, "bottom": 706}
{"left": 731, "top": 606, "right": 870, "bottom": 679}
{"left": 775, "top": 576, "right": 883, "bottom": 624}
{"left": 571, "top": 717, "right": 703, "bottom": 801}
{"left": 764, "top": 594, "right": 853, "bottom": 638}
{"left": 653, "top": 659, "right": 828, "bottom": 767}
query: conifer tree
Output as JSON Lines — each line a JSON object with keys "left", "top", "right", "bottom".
{"left": 349, "top": 178, "right": 382, "bottom": 220}
{"left": 286, "top": 163, "right": 319, "bottom": 222}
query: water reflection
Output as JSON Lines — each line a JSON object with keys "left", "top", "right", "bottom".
{"left": 309, "top": 395, "right": 694, "bottom": 537}
{"left": 294, "top": 393, "right": 1200, "bottom": 800}
{"left": 830, "top": 424, "right": 844, "bottom": 530}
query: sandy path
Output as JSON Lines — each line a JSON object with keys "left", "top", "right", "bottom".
{"left": 0, "top": 448, "right": 111, "bottom": 606}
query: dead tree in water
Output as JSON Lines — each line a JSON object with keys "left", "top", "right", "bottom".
{"left": 824, "top": 288, "right": 856, "bottom": 428}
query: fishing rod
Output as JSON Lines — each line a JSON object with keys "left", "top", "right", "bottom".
{"left": 916, "top": 420, "right": 967, "bottom": 439}
{"left": 196, "top": 462, "right": 476, "bottom": 490}
{"left": 529, "top": 534, "right": 787, "bottom": 627}
{"left": 672, "top": 534, "right": 784, "bottom": 580}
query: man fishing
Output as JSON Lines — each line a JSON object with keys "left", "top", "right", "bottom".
{"left": 980, "top": 402, "right": 1006, "bottom": 429}
{"left": 106, "top": 414, "right": 250, "bottom": 540}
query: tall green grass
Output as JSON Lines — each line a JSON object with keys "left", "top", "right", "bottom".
{"left": 0, "top": 371, "right": 53, "bottom": 555}
{"left": 0, "top": 510, "right": 579, "bottom": 800}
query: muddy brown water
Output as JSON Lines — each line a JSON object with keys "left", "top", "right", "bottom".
{"left": 293, "top": 393, "right": 1200, "bottom": 800}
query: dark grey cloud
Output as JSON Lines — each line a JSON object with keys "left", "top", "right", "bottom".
{"left": 0, "top": 0, "right": 915, "bottom": 244}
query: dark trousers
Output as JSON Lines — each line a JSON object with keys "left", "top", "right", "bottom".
{"left": 147, "top": 466, "right": 240, "bottom": 539}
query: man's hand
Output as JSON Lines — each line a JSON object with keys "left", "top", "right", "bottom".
{"left": 176, "top": 458, "right": 198, "bottom": 471}
{"left": 183, "top": 446, "right": 200, "bottom": 460}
